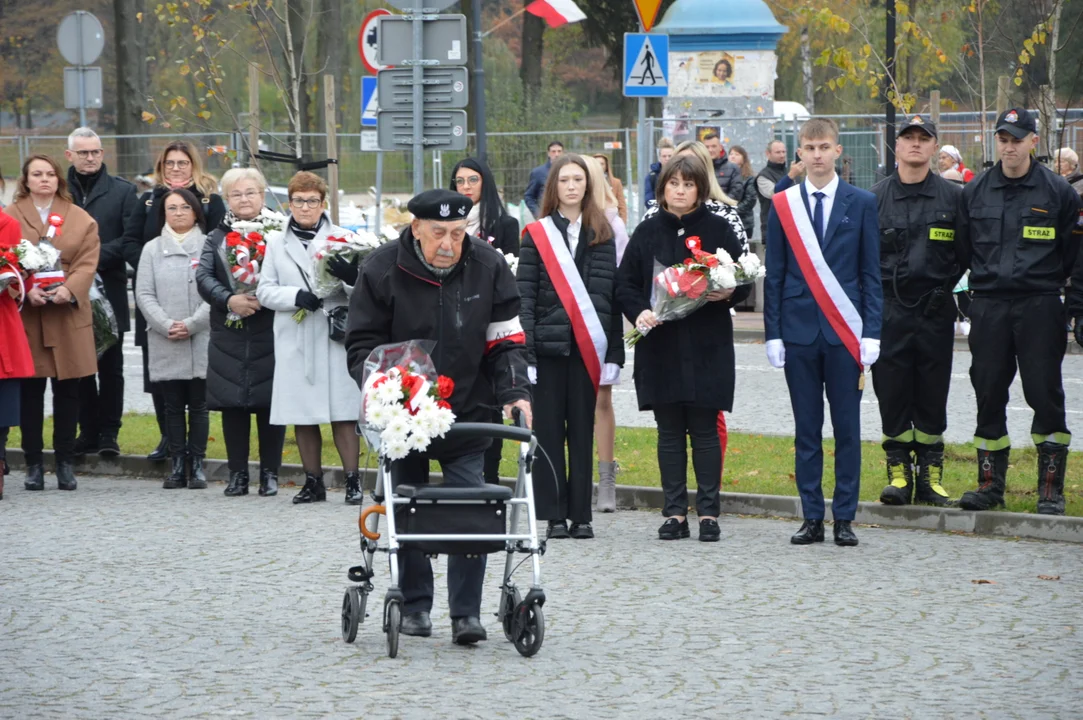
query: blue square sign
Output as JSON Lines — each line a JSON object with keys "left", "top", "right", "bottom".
{"left": 623, "top": 33, "right": 668, "bottom": 98}
{"left": 361, "top": 76, "right": 378, "bottom": 127}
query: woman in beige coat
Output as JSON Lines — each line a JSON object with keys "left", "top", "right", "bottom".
{"left": 4, "top": 154, "right": 100, "bottom": 491}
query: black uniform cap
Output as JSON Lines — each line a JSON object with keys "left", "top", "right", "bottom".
{"left": 995, "top": 108, "right": 1037, "bottom": 138}
{"left": 407, "top": 189, "right": 473, "bottom": 221}
{"left": 897, "top": 114, "right": 937, "bottom": 139}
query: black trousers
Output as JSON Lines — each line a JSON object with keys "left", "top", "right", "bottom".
{"left": 871, "top": 299, "right": 955, "bottom": 451}
{"left": 483, "top": 408, "right": 504, "bottom": 484}
{"left": 220, "top": 408, "right": 286, "bottom": 473}
{"left": 392, "top": 451, "right": 487, "bottom": 618}
{"left": 78, "top": 332, "right": 125, "bottom": 440}
{"left": 532, "top": 349, "right": 596, "bottom": 524}
{"left": 969, "top": 295, "right": 1070, "bottom": 449}
{"left": 141, "top": 343, "right": 167, "bottom": 436}
{"left": 21, "top": 377, "right": 81, "bottom": 465}
{"left": 161, "top": 379, "right": 209, "bottom": 458}
{"left": 653, "top": 404, "right": 722, "bottom": 518}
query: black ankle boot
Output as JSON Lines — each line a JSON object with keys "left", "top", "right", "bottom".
{"left": 258, "top": 468, "right": 278, "bottom": 497}
{"left": 188, "top": 455, "right": 207, "bottom": 489}
{"left": 147, "top": 437, "right": 169, "bottom": 462}
{"left": 24, "top": 463, "right": 45, "bottom": 490}
{"left": 224, "top": 470, "right": 250, "bottom": 496}
{"left": 879, "top": 447, "right": 914, "bottom": 505}
{"left": 293, "top": 472, "right": 327, "bottom": 504}
{"left": 1036, "top": 442, "right": 1068, "bottom": 516}
{"left": 958, "top": 448, "right": 1009, "bottom": 511}
{"left": 56, "top": 462, "right": 78, "bottom": 491}
{"left": 914, "top": 446, "right": 951, "bottom": 506}
{"left": 344, "top": 471, "right": 363, "bottom": 505}
{"left": 163, "top": 456, "right": 188, "bottom": 489}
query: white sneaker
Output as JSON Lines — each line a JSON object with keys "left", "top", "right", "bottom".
{"left": 961, "top": 320, "right": 971, "bottom": 336}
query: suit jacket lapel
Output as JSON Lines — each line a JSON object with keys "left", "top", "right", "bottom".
{"left": 823, "top": 182, "right": 854, "bottom": 250}
{"left": 84, "top": 173, "right": 110, "bottom": 208}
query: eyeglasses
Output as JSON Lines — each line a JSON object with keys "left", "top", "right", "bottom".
{"left": 165, "top": 204, "right": 193, "bottom": 214}
{"left": 290, "top": 197, "right": 323, "bottom": 209}
{"left": 75, "top": 149, "right": 104, "bottom": 159}
{"left": 454, "top": 175, "right": 481, "bottom": 187}
{"left": 228, "top": 190, "right": 261, "bottom": 201}
{"left": 164, "top": 160, "right": 191, "bottom": 169}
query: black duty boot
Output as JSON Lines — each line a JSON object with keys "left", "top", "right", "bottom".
{"left": 97, "top": 433, "right": 120, "bottom": 458}
{"left": 163, "top": 456, "right": 188, "bottom": 489}
{"left": 24, "top": 464, "right": 45, "bottom": 491}
{"left": 957, "top": 448, "right": 1009, "bottom": 511}
{"left": 188, "top": 456, "right": 207, "bottom": 489}
{"left": 224, "top": 470, "right": 250, "bottom": 497}
{"left": 879, "top": 448, "right": 914, "bottom": 506}
{"left": 914, "top": 446, "right": 952, "bottom": 506}
{"left": 56, "top": 462, "right": 78, "bottom": 491}
{"left": 147, "top": 437, "right": 169, "bottom": 462}
{"left": 258, "top": 468, "right": 278, "bottom": 497}
{"left": 73, "top": 434, "right": 99, "bottom": 458}
{"left": 1036, "top": 442, "right": 1068, "bottom": 516}
{"left": 344, "top": 471, "right": 363, "bottom": 505}
{"left": 293, "top": 472, "right": 327, "bottom": 504}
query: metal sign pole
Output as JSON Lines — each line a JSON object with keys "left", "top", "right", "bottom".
{"left": 375, "top": 152, "right": 384, "bottom": 238}
{"left": 411, "top": 8, "right": 425, "bottom": 194}
{"left": 472, "top": 0, "right": 487, "bottom": 162}
{"left": 76, "top": 13, "right": 87, "bottom": 126}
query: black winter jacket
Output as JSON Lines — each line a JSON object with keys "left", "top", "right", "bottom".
{"left": 616, "top": 203, "right": 750, "bottom": 412}
{"left": 517, "top": 213, "right": 625, "bottom": 368}
{"left": 195, "top": 223, "right": 276, "bottom": 411}
{"left": 125, "top": 185, "right": 226, "bottom": 345}
{"left": 345, "top": 228, "right": 530, "bottom": 459}
{"left": 479, "top": 213, "right": 521, "bottom": 257}
{"left": 67, "top": 164, "right": 141, "bottom": 333}
{"left": 732, "top": 175, "right": 757, "bottom": 240}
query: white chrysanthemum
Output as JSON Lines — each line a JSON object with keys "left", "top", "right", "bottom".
{"left": 406, "top": 431, "right": 432, "bottom": 452}
{"left": 710, "top": 265, "right": 737, "bottom": 289}
{"left": 737, "top": 252, "right": 765, "bottom": 279}
{"left": 232, "top": 220, "right": 262, "bottom": 234}
{"left": 431, "top": 408, "right": 455, "bottom": 437}
{"left": 383, "top": 413, "right": 410, "bottom": 438}
{"left": 414, "top": 394, "right": 437, "bottom": 412}
{"left": 374, "top": 380, "right": 403, "bottom": 406}
{"left": 712, "top": 248, "right": 734, "bottom": 266}
{"left": 503, "top": 253, "right": 519, "bottom": 275}
{"left": 364, "top": 402, "right": 392, "bottom": 428}
{"left": 382, "top": 435, "right": 411, "bottom": 460}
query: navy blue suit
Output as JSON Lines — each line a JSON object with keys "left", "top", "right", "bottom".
{"left": 523, "top": 161, "right": 551, "bottom": 218}
{"left": 764, "top": 178, "right": 883, "bottom": 521}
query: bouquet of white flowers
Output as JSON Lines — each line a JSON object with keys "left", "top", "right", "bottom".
{"left": 15, "top": 238, "right": 64, "bottom": 291}
{"left": 312, "top": 230, "right": 384, "bottom": 298}
{"left": 503, "top": 252, "right": 519, "bottom": 276}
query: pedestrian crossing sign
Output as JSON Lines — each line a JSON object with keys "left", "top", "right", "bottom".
{"left": 623, "top": 32, "right": 668, "bottom": 98}
{"left": 361, "top": 76, "right": 378, "bottom": 128}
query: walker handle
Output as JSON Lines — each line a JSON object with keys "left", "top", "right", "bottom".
{"left": 359, "top": 505, "right": 385, "bottom": 540}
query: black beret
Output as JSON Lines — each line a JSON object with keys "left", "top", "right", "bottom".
{"left": 407, "top": 189, "right": 473, "bottom": 221}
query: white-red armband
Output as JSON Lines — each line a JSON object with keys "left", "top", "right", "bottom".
{"left": 485, "top": 317, "right": 526, "bottom": 353}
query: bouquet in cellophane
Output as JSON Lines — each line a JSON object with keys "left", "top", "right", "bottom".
{"left": 224, "top": 208, "right": 287, "bottom": 328}
{"left": 624, "top": 235, "right": 766, "bottom": 346}
{"left": 15, "top": 237, "right": 64, "bottom": 291}
{"left": 291, "top": 230, "right": 386, "bottom": 322}
{"left": 502, "top": 252, "right": 519, "bottom": 276}
{"left": 357, "top": 340, "right": 456, "bottom": 460}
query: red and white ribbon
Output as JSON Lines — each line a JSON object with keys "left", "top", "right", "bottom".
{"left": 45, "top": 214, "right": 64, "bottom": 239}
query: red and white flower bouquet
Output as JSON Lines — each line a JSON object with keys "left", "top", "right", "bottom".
{"left": 224, "top": 208, "right": 287, "bottom": 327}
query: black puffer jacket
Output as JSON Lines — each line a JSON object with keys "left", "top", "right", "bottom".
{"left": 124, "top": 185, "right": 226, "bottom": 345}
{"left": 517, "top": 213, "right": 624, "bottom": 367}
{"left": 195, "top": 223, "right": 276, "bottom": 411}
{"left": 732, "top": 175, "right": 757, "bottom": 240}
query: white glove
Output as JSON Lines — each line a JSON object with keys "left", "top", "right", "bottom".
{"left": 600, "top": 363, "right": 621, "bottom": 385}
{"left": 766, "top": 339, "right": 785, "bottom": 368}
{"left": 860, "top": 338, "right": 881, "bottom": 366}
{"left": 527, "top": 365, "right": 537, "bottom": 385}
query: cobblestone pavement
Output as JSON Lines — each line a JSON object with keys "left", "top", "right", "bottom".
{"left": 1, "top": 476, "right": 1080, "bottom": 719}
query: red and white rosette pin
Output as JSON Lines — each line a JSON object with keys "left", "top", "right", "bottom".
{"left": 45, "top": 214, "right": 64, "bottom": 239}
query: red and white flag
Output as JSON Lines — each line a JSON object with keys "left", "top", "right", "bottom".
{"left": 526, "top": 0, "right": 586, "bottom": 28}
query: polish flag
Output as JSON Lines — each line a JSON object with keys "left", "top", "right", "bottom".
{"left": 526, "top": 0, "right": 587, "bottom": 27}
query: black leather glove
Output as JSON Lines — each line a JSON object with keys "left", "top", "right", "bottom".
{"left": 295, "top": 290, "right": 322, "bottom": 312}
{"left": 1075, "top": 318, "right": 1083, "bottom": 349}
{"left": 327, "top": 254, "right": 359, "bottom": 286}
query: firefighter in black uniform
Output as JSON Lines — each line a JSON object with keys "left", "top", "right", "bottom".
{"left": 957, "top": 108, "right": 1082, "bottom": 515}
{"left": 871, "top": 115, "right": 965, "bottom": 506}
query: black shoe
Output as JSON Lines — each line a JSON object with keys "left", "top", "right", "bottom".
{"left": 147, "top": 437, "right": 169, "bottom": 462}
{"left": 97, "top": 434, "right": 120, "bottom": 458}
{"left": 658, "top": 517, "right": 690, "bottom": 540}
{"left": 258, "top": 468, "right": 278, "bottom": 497}
{"left": 400, "top": 611, "right": 433, "bottom": 638}
{"left": 1036, "top": 442, "right": 1068, "bottom": 516}
{"left": 833, "top": 520, "right": 859, "bottom": 547}
{"left": 56, "top": 462, "right": 77, "bottom": 491}
{"left": 188, "top": 456, "right": 207, "bottom": 489}
{"left": 569, "top": 522, "right": 594, "bottom": 539}
{"left": 546, "top": 520, "right": 571, "bottom": 539}
{"left": 163, "top": 456, "right": 188, "bottom": 489}
{"left": 344, "top": 470, "right": 363, "bottom": 505}
{"left": 879, "top": 448, "right": 914, "bottom": 506}
{"left": 914, "top": 446, "right": 952, "bottom": 506}
{"left": 293, "top": 472, "right": 327, "bottom": 504}
{"left": 451, "top": 616, "right": 488, "bottom": 645}
{"left": 790, "top": 519, "right": 825, "bottom": 545}
{"left": 699, "top": 518, "right": 721, "bottom": 542}
{"left": 224, "top": 470, "right": 250, "bottom": 497}
{"left": 73, "top": 434, "right": 99, "bottom": 457}
{"left": 957, "top": 448, "right": 1009, "bottom": 511}
{"left": 24, "top": 463, "right": 45, "bottom": 491}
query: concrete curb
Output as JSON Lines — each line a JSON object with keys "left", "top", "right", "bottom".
{"left": 6, "top": 450, "right": 1080, "bottom": 544}
{"left": 733, "top": 328, "right": 1083, "bottom": 354}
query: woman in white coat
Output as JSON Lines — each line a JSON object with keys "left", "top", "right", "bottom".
{"left": 256, "top": 171, "right": 363, "bottom": 506}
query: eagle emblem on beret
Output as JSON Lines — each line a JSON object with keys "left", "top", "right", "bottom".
{"left": 440, "top": 204, "right": 450, "bottom": 217}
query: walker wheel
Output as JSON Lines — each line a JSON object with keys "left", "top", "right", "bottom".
{"left": 513, "top": 602, "right": 544, "bottom": 658}
{"left": 385, "top": 601, "right": 401, "bottom": 658}
{"left": 341, "top": 588, "right": 361, "bottom": 644}
{"left": 501, "top": 588, "right": 522, "bottom": 642}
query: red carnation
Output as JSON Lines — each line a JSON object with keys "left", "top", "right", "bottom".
{"left": 437, "top": 375, "right": 454, "bottom": 399}
{"left": 437, "top": 400, "right": 452, "bottom": 410}
{"left": 246, "top": 232, "right": 263, "bottom": 244}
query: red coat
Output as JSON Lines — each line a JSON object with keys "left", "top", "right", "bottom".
{"left": 0, "top": 213, "right": 34, "bottom": 380}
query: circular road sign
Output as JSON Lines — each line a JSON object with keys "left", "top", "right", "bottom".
{"left": 385, "top": 0, "right": 457, "bottom": 9}
{"left": 57, "top": 11, "right": 105, "bottom": 66}
{"left": 359, "top": 9, "right": 391, "bottom": 76}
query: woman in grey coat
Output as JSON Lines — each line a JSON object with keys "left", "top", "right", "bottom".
{"left": 136, "top": 188, "right": 211, "bottom": 489}
{"left": 256, "top": 171, "right": 363, "bottom": 505}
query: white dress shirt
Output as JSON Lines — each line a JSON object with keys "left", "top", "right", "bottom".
{"left": 803, "top": 173, "right": 840, "bottom": 236}
{"left": 560, "top": 212, "right": 582, "bottom": 257}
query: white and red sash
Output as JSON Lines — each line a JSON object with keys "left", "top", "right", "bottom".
{"left": 526, "top": 217, "right": 607, "bottom": 392}
{"left": 772, "top": 185, "right": 862, "bottom": 366}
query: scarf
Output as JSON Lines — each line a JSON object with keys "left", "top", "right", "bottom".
{"left": 289, "top": 215, "right": 325, "bottom": 246}
{"left": 74, "top": 166, "right": 105, "bottom": 202}
{"left": 412, "top": 237, "right": 455, "bottom": 279}
{"left": 465, "top": 203, "right": 482, "bottom": 239}
{"left": 162, "top": 224, "right": 202, "bottom": 254}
